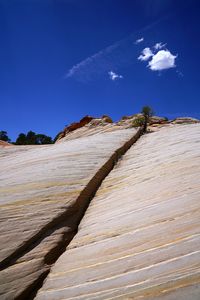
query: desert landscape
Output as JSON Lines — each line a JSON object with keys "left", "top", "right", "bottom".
{"left": 0, "top": 116, "right": 200, "bottom": 299}
{"left": 1, "top": 1, "right": 200, "bottom": 299}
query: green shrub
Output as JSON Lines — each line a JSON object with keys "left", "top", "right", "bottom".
{"left": 132, "top": 116, "right": 145, "bottom": 127}
{"left": 141, "top": 106, "right": 154, "bottom": 132}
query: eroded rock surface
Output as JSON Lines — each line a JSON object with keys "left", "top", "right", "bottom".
{"left": 0, "top": 127, "right": 140, "bottom": 299}
{"left": 36, "top": 124, "right": 200, "bottom": 300}
{"left": 0, "top": 140, "right": 13, "bottom": 147}
{"left": 172, "top": 117, "right": 199, "bottom": 124}
{"left": 56, "top": 115, "right": 113, "bottom": 142}
{"left": 56, "top": 114, "right": 199, "bottom": 143}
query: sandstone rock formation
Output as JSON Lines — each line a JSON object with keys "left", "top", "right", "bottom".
{"left": 56, "top": 114, "right": 199, "bottom": 143}
{"left": 36, "top": 124, "right": 200, "bottom": 300}
{"left": 0, "top": 126, "right": 141, "bottom": 299}
{"left": 0, "top": 140, "right": 12, "bottom": 147}
{"left": 172, "top": 117, "right": 200, "bottom": 124}
{"left": 56, "top": 114, "right": 168, "bottom": 144}
{"left": 116, "top": 115, "right": 168, "bottom": 130}
{"left": 0, "top": 117, "right": 199, "bottom": 300}
{"left": 56, "top": 115, "right": 113, "bottom": 142}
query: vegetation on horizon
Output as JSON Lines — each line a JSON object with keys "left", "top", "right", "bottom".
{"left": 142, "top": 106, "right": 154, "bottom": 132}
{"left": 0, "top": 131, "right": 11, "bottom": 143}
{"left": 1, "top": 106, "right": 154, "bottom": 144}
{"left": 0, "top": 130, "right": 54, "bottom": 145}
{"left": 132, "top": 106, "right": 154, "bottom": 131}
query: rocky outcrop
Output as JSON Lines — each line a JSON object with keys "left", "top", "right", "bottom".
{"left": 35, "top": 124, "right": 200, "bottom": 300}
{"left": 56, "top": 115, "right": 199, "bottom": 143}
{"left": 0, "top": 140, "right": 12, "bottom": 147}
{"left": 55, "top": 115, "right": 94, "bottom": 141}
{"left": 172, "top": 117, "right": 200, "bottom": 124}
{"left": 56, "top": 114, "right": 169, "bottom": 143}
{"left": 56, "top": 115, "right": 113, "bottom": 142}
{"left": 117, "top": 114, "right": 168, "bottom": 128}
{"left": 149, "top": 115, "right": 168, "bottom": 124}
{"left": 65, "top": 116, "right": 94, "bottom": 132}
{"left": 0, "top": 126, "right": 141, "bottom": 299}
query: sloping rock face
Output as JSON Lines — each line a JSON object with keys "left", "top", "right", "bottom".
{"left": 36, "top": 124, "right": 200, "bottom": 300}
{"left": 56, "top": 115, "right": 113, "bottom": 141}
{"left": 0, "top": 127, "right": 141, "bottom": 299}
{"left": 0, "top": 140, "right": 12, "bottom": 146}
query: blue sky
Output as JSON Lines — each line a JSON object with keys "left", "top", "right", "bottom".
{"left": 0, "top": 0, "right": 200, "bottom": 141}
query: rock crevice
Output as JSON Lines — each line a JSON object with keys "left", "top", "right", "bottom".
{"left": 35, "top": 124, "right": 200, "bottom": 300}
{"left": 0, "top": 127, "right": 143, "bottom": 300}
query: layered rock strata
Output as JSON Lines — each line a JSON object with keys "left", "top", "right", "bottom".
{"left": 0, "top": 127, "right": 141, "bottom": 299}
{"left": 36, "top": 124, "right": 200, "bottom": 300}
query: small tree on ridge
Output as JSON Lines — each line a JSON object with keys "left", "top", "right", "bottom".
{"left": 141, "top": 106, "right": 154, "bottom": 132}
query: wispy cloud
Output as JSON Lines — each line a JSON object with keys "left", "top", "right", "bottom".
{"left": 138, "top": 47, "right": 153, "bottom": 61}
{"left": 65, "top": 16, "right": 170, "bottom": 82}
{"left": 108, "top": 71, "right": 123, "bottom": 81}
{"left": 135, "top": 37, "right": 144, "bottom": 44}
{"left": 65, "top": 38, "right": 134, "bottom": 82}
{"left": 66, "top": 43, "right": 118, "bottom": 80}
{"left": 154, "top": 42, "right": 166, "bottom": 50}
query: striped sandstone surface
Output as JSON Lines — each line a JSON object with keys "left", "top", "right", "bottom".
{"left": 0, "top": 125, "right": 141, "bottom": 299}
{"left": 36, "top": 124, "right": 200, "bottom": 300}
{"left": 0, "top": 117, "right": 199, "bottom": 300}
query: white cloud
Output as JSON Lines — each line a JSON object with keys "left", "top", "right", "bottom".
{"left": 154, "top": 42, "right": 166, "bottom": 50}
{"left": 135, "top": 37, "right": 144, "bottom": 44}
{"left": 65, "top": 19, "right": 168, "bottom": 82}
{"left": 148, "top": 50, "right": 177, "bottom": 71}
{"left": 138, "top": 47, "right": 153, "bottom": 61}
{"left": 108, "top": 71, "right": 123, "bottom": 81}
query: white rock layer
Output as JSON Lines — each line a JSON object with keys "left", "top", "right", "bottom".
{"left": 36, "top": 124, "right": 200, "bottom": 300}
{"left": 0, "top": 128, "right": 139, "bottom": 299}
